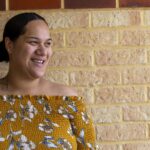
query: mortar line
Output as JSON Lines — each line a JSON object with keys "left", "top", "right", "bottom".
{"left": 61, "top": 0, "right": 64, "bottom": 9}
{"left": 6, "top": 0, "right": 9, "bottom": 10}
{"left": 116, "top": 0, "right": 119, "bottom": 8}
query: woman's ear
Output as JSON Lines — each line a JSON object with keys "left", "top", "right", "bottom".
{"left": 4, "top": 37, "right": 13, "bottom": 54}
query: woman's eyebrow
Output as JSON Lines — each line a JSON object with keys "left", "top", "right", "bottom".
{"left": 25, "top": 36, "right": 52, "bottom": 41}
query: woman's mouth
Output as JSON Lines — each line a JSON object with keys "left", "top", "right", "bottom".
{"left": 31, "top": 59, "right": 45, "bottom": 65}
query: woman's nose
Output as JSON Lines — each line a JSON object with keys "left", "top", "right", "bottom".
{"left": 36, "top": 44, "right": 47, "bottom": 55}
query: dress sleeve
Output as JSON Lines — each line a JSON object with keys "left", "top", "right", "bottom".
{"left": 63, "top": 96, "right": 96, "bottom": 150}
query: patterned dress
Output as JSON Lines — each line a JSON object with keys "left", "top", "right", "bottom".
{"left": 0, "top": 95, "right": 96, "bottom": 150}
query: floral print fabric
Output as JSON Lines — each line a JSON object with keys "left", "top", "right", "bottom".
{"left": 0, "top": 95, "right": 96, "bottom": 150}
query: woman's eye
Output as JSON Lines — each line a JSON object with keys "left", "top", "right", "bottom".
{"left": 29, "top": 41, "right": 38, "bottom": 45}
{"left": 45, "top": 42, "right": 52, "bottom": 47}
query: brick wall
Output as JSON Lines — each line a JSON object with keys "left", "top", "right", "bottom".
{"left": 0, "top": 8, "right": 150, "bottom": 150}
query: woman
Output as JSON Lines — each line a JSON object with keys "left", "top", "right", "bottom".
{"left": 0, "top": 12, "right": 96, "bottom": 149}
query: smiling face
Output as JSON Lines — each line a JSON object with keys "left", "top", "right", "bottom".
{"left": 6, "top": 20, "right": 52, "bottom": 80}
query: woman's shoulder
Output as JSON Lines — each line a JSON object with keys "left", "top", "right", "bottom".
{"left": 0, "top": 78, "right": 78, "bottom": 96}
{"left": 44, "top": 80, "right": 78, "bottom": 96}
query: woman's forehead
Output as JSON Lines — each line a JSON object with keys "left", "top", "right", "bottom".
{"left": 23, "top": 20, "right": 51, "bottom": 39}
{"left": 25, "top": 20, "right": 49, "bottom": 32}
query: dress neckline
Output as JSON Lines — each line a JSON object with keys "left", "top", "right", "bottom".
{"left": 0, "top": 94, "right": 81, "bottom": 99}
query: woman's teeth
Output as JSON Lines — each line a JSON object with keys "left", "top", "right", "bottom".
{"left": 32, "top": 59, "right": 44, "bottom": 64}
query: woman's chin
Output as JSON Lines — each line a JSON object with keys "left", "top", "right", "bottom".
{"left": 29, "top": 71, "right": 45, "bottom": 79}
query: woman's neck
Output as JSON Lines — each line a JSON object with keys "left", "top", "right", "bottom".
{"left": 3, "top": 73, "right": 43, "bottom": 94}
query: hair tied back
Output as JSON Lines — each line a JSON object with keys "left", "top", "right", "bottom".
{"left": 0, "top": 40, "right": 9, "bottom": 62}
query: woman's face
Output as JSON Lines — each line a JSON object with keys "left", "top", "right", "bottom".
{"left": 7, "top": 20, "right": 52, "bottom": 80}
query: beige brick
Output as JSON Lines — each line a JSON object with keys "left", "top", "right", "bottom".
{"left": 77, "top": 87, "right": 94, "bottom": 104}
{"left": 95, "top": 69, "right": 121, "bottom": 85}
{"left": 6, "top": 11, "right": 25, "bottom": 20}
{"left": 0, "top": 62, "right": 8, "bottom": 78}
{"left": 49, "top": 50, "right": 93, "bottom": 67}
{"left": 140, "top": 30, "right": 150, "bottom": 45}
{"left": 123, "top": 105, "right": 150, "bottom": 121}
{"left": 119, "top": 30, "right": 150, "bottom": 46}
{"left": 38, "top": 10, "right": 89, "bottom": 29}
{"left": 123, "top": 143, "right": 150, "bottom": 150}
{"left": 70, "top": 71, "right": 96, "bottom": 86}
{"left": 95, "top": 86, "right": 145, "bottom": 104}
{"left": 96, "top": 123, "right": 146, "bottom": 141}
{"left": 123, "top": 67, "right": 150, "bottom": 84}
{"left": 98, "top": 144, "right": 122, "bottom": 150}
{"left": 95, "top": 48, "right": 146, "bottom": 65}
{"left": 91, "top": 106, "right": 121, "bottom": 123}
{"left": 92, "top": 10, "right": 141, "bottom": 27}
{"left": 51, "top": 32, "right": 64, "bottom": 48}
{"left": 0, "top": 12, "right": 10, "bottom": 31}
{"left": 66, "top": 31, "right": 117, "bottom": 48}
{"left": 70, "top": 69, "right": 121, "bottom": 86}
{"left": 0, "top": 71, "right": 7, "bottom": 78}
{"left": 44, "top": 70, "right": 69, "bottom": 84}
{"left": 0, "top": 62, "right": 9, "bottom": 70}
{"left": 119, "top": 30, "right": 141, "bottom": 46}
